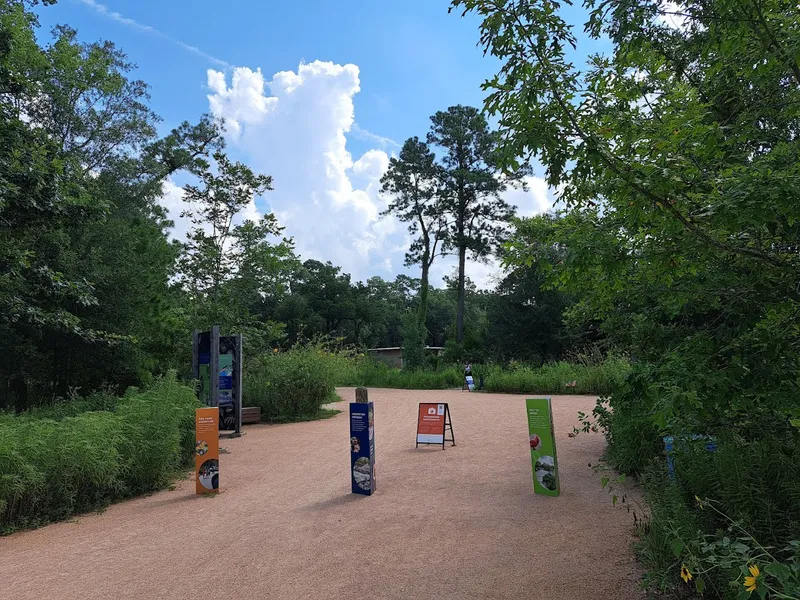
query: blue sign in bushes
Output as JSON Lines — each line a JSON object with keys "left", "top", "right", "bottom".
{"left": 663, "top": 435, "right": 717, "bottom": 480}
{"left": 349, "top": 402, "right": 375, "bottom": 495}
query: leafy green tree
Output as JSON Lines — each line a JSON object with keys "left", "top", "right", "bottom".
{"left": 488, "top": 215, "right": 587, "bottom": 364}
{"left": 456, "top": 0, "right": 800, "bottom": 428}
{"left": 425, "top": 287, "right": 456, "bottom": 348}
{"left": 456, "top": 0, "right": 800, "bottom": 592}
{"left": 400, "top": 311, "right": 426, "bottom": 369}
{"left": 177, "top": 151, "right": 289, "bottom": 352}
{"left": 442, "top": 271, "right": 489, "bottom": 361}
{"left": 0, "top": 1, "right": 223, "bottom": 405}
{"left": 282, "top": 259, "right": 356, "bottom": 343}
{"left": 427, "top": 105, "right": 522, "bottom": 343}
{"left": 380, "top": 136, "right": 445, "bottom": 364}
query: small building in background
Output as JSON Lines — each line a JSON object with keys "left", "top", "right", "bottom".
{"left": 367, "top": 346, "right": 445, "bottom": 369}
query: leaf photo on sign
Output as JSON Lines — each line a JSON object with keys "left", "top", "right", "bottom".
{"left": 535, "top": 456, "right": 556, "bottom": 491}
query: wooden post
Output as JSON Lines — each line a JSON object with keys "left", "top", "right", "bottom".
{"left": 355, "top": 387, "right": 369, "bottom": 404}
{"left": 210, "top": 326, "right": 220, "bottom": 408}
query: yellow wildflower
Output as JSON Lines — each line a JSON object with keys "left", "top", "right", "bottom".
{"left": 680, "top": 565, "right": 692, "bottom": 583}
{"left": 744, "top": 564, "right": 760, "bottom": 593}
{"left": 273, "top": 348, "right": 279, "bottom": 353}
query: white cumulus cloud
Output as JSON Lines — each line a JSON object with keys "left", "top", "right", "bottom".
{"left": 504, "top": 176, "right": 555, "bottom": 217}
{"left": 206, "top": 61, "right": 398, "bottom": 280}
{"left": 195, "top": 60, "right": 555, "bottom": 289}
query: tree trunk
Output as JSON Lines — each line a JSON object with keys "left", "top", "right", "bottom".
{"left": 418, "top": 255, "right": 430, "bottom": 334}
{"left": 456, "top": 244, "right": 466, "bottom": 344}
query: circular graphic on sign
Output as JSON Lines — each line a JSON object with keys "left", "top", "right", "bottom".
{"left": 353, "top": 456, "right": 371, "bottom": 491}
{"left": 534, "top": 455, "right": 556, "bottom": 491}
{"left": 195, "top": 440, "right": 209, "bottom": 456}
{"left": 198, "top": 459, "right": 219, "bottom": 490}
{"left": 529, "top": 434, "right": 542, "bottom": 451}
{"left": 350, "top": 436, "right": 360, "bottom": 453}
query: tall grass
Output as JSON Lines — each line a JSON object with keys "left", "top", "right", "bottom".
{"left": 337, "top": 359, "right": 464, "bottom": 389}
{"left": 337, "top": 356, "right": 629, "bottom": 395}
{"left": 482, "top": 359, "right": 629, "bottom": 395}
{"left": 0, "top": 390, "right": 122, "bottom": 426}
{"left": 0, "top": 375, "right": 199, "bottom": 533}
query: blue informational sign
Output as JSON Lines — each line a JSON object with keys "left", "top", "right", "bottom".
{"left": 349, "top": 402, "right": 375, "bottom": 495}
{"left": 663, "top": 435, "right": 717, "bottom": 480}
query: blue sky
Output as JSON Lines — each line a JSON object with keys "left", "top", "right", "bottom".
{"left": 39, "top": 1, "right": 499, "bottom": 150}
{"left": 35, "top": 0, "right": 597, "bottom": 287}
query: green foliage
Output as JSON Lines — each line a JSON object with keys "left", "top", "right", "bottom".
{"left": 243, "top": 342, "right": 345, "bottom": 423}
{"left": 0, "top": 375, "right": 199, "bottom": 532}
{"left": 178, "top": 150, "right": 291, "bottom": 355}
{"left": 381, "top": 137, "right": 444, "bottom": 333}
{"left": 427, "top": 105, "right": 525, "bottom": 344}
{"left": 0, "top": 390, "right": 121, "bottom": 424}
{"left": 636, "top": 465, "right": 800, "bottom": 599}
{"left": 482, "top": 358, "right": 628, "bottom": 396}
{"left": 338, "top": 356, "right": 627, "bottom": 395}
{"left": 400, "top": 312, "right": 426, "bottom": 370}
{"left": 338, "top": 359, "right": 464, "bottom": 390}
{"left": 455, "top": 0, "right": 800, "bottom": 595}
{"left": 0, "top": 0, "right": 225, "bottom": 407}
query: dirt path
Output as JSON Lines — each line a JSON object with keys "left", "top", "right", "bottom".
{"left": 0, "top": 389, "right": 643, "bottom": 600}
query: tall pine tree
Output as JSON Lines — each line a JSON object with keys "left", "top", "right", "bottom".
{"left": 380, "top": 137, "right": 445, "bottom": 363}
{"left": 427, "top": 105, "right": 522, "bottom": 344}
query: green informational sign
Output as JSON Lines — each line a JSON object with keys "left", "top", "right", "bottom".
{"left": 526, "top": 398, "right": 560, "bottom": 497}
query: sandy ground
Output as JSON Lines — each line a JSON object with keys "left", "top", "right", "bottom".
{"left": 0, "top": 389, "right": 644, "bottom": 600}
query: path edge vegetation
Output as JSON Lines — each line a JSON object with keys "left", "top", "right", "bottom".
{"left": 453, "top": 0, "right": 800, "bottom": 597}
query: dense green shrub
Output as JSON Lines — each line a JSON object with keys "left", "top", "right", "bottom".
{"left": 634, "top": 457, "right": 800, "bottom": 599}
{"left": 587, "top": 364, "right": 800, "bottom": 598}
{"left": 243, "top": 343, "right": 344, "bottom": 422}
{"left": 0, "top": 376, "right": 199, "bottom": 532}
{"left": 337, "top": 356, "right": 628, "bottom": 395}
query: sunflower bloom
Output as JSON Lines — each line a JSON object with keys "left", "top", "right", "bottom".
{"left": 680, "top": 565, "right": 692, "bottom": 583}
{"left": 744, "top": 564, "right": 760, "bottom": 593}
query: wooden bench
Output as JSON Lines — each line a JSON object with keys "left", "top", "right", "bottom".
{"left": 242, "top": 406, "right": 261, "bottom": 424}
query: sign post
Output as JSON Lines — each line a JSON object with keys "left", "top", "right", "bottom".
{"left": 193, "top": 328, "right": 242, "bottom": 435}
{"left": 526, "top": 398, "right": 559, "bottom": 496}
{"left": 195, "top": 407, "right": 220, "bottom": 494}
{"left": 416, "top": 403, "right": 455, "bottom": 449}
{"left": 350, "top": 401, "right": 375, "bottom": 495}
{"left": 218, "top": 334, "right": 242, "bottom": 435}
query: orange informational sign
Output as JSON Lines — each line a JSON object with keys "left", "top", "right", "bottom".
{"left": 416, "top": 403, "right": 447, "bottom": 446}
{"left": 195, "top": 407, "right": 220, "bottom": 494}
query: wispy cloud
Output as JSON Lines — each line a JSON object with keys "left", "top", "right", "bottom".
{"left": 75, "top": 0, "right": 231, "bottom": 68}
{"left": 349, "top": 122, "right": 400, "bottom": 149}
